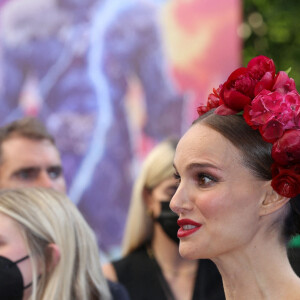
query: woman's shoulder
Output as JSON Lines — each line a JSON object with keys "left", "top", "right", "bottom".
{"left": 103, "top": 244, "right": 149, "bottom": 282}
{"left": 112, "top": 244, "right": 157, "bottom": 282}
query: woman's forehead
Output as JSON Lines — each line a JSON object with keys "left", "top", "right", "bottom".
{"left": 174, "top": 123, "right": 242, "bottom": 170}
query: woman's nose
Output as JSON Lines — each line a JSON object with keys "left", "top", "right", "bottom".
{"left": 170, "top": 185, "right": 192, "bottom": 215}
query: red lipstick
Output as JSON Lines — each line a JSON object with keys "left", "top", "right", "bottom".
{"left": 177, "top": 219, "right": 202, "bottom": 238}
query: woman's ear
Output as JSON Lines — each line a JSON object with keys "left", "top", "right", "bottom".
{"left": 45, "top": 243, "right": 61, "bottom": 272}
{"left": 259, "top": 182, "right": 290, "bottom": 216}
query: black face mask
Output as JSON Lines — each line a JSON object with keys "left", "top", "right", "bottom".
{"left": 0, "top": 255, "right": 31, "bottom": 300}
{"left": 155, "top": 201, "right": 179, "bottom": 244}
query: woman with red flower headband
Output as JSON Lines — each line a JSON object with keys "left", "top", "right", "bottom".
{"left": 170, "top": 55, "right": 300, "bottom": 300}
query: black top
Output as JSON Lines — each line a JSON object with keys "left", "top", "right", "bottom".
{"left": 288, "top": 247, "right": 300, "bottom": 277}
{"left": 112, "top": 244, "right": 225, "bottom": 300}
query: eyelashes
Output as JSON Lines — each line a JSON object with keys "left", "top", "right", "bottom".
{"left": 173, "top": 172, "right": 180, "bottom": 180}
{"left": 173, "top": 171, "right": 217, "bottom": 187}
{"left": 196, "top": 173, "right": 217, "bottom": 186}
{"left": 173, "top": 172, "right": 181, "bottom": 186}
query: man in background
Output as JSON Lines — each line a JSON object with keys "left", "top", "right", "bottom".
{"left": 0, "top": 116, "right": 130, "bottom": 299}
{"left": 0, "top": 117, "right": 66, "bottom": 192}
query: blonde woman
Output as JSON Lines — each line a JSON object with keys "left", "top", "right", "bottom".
{"left": 103, "top": 139, "right": 225, "bottom": 300}
{"left": 0, "top": 187, "right": 112, "bottom": 300}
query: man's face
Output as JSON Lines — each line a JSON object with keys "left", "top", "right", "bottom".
{"left": 0, "top": 136, "right": 66, "bottom": 193}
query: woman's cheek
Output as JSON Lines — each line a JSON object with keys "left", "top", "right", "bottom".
{"left": 194, "top": 191, "right": 226, "bottom": 219}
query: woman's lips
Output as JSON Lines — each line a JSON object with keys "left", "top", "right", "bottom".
{"left": 177, "top": 219, "right": 202, "bottom": 238}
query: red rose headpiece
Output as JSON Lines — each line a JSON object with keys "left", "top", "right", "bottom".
{"left": 197, "top": 55, "right": 300, "bottom": 198}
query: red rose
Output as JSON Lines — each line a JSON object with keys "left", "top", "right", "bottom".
{"left": 259, "top": 120, "right": 284, "bottom": 143}
{"left": 271, "top": 163, "right": 300, "bottom": 198}
{"left": 247, "top": 55, "right": 276, "bottom": 95}
{"left": 220, "top": 67, "right": 255, "bottom": 112}
{"left": 284, "top": 91, "right": 300, "bottom": 115}
{"left": 273, "top": 71, "right": 296, "bottom": 94}
{"left": 207, "top": 86, "right": 222, "bottom": 108}
{"left": 296, "top": 109, "right": 300, "bottom": 127}
{"left": 253, "top": 72, "right": 275, "bottom": 96}
{"left": 197, "top": 105, "right": 210, "bottom": 116}
{"left": 243, "top": 104, "right": 256, "bottom": 128}
{"left": 218, "top": 56, "right": 276, "bottom": 114}
{"left": 272, "top": 130, "right": 300, "bottom": 165}
{"left": 250, "top": 90, "right": 277, "bottom": 126}
{"left": 198, "top": 86, "right": 222, "bottom": 116}
{"left": 247, "top": 55, "right": 276, "bottom": 81}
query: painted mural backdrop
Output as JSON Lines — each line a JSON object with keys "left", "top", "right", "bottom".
{"left": 0, "top": 0, "right": 240, "bottom": 258}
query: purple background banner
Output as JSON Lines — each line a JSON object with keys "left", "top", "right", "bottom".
{"left": 0, "top": 0, "right": 241, "bottom": 258}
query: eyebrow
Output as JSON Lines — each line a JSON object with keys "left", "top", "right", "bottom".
{"left": 47, "top": 165, "right": 63, "bottom": 171}
{"left": 12, "top": 167, "right": 40, "bottom": 175}
{"left": 12, "top": 165, "right": 62, "bottom": 173}
{"left": 174, "top": 162, "right": 222, "bottom": 172}
{"left": 187, "top": 162, "right": 222, "bottom": 171}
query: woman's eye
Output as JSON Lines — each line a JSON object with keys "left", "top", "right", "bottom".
{"left": 173, "top": 172, "right": 181, "bottom": 184}
{"left": 197, "top": 173, "right": 216, "bottom": 186}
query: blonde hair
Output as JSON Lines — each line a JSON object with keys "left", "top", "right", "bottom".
{"left": 0, "top": 187, "right": 112, "bottom": 300}
{"left": 122, "top": 138, "right": 178, "bottom": 256}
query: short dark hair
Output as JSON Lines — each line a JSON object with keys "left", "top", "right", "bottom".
{"left": 0, "top": 117, "right": 55, "bottom": 162}
{"left": 194, "top": 110, "right": 300, "bottom": 241}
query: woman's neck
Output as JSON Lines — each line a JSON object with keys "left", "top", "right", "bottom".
{"left": 212, "top": 237, "right": 300, "bottom": 300}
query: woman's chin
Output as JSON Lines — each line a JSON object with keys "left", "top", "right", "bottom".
{"left": 179, "top": 242, "right": 212, "bottom": 260}
{"left": 179, "top": 244, "right": 201, "bottom": 260}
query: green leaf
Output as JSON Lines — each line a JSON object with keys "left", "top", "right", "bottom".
{"left": 285, "top": 67, "right": 292, "bottom": 74}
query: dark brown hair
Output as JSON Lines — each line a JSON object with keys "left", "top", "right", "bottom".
{"left": 194, "top": 110, "right": 300, "bottom": 240}
{"left": 0, "top": 117, "right": 55, "bottom": 162}
{"left": 194, "top": 110, "right": 273, "bottom": 180}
